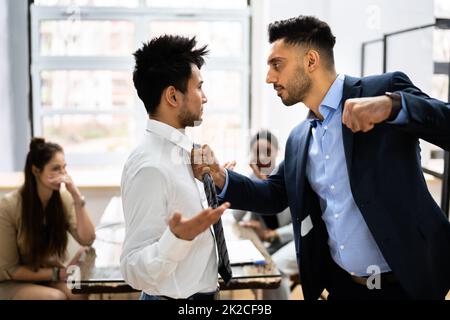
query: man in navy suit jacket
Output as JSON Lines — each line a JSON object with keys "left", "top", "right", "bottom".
{"left": 192, "top": 16, "right": 450, "bottom": 299}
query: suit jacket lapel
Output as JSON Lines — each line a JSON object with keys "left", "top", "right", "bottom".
{"left": 341, "top": 75, "right": 362, "bottom": 176}
{"left": 296, "top": 123, "right": 312, "bottom": 220}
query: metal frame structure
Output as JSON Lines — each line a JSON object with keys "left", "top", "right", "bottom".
{"left": 361, "top": 18, "right": 450, "bottom": 217}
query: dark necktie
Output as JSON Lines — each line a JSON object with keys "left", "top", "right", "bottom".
{"left": 203, "top": 172, "right": 233, "bottom": 285}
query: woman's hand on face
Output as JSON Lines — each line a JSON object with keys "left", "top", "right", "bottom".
{"left": 61, "top": 174, "right": 78, "bottom": 195}
{"left": 47, "top": 174, "right": 63, "bottom": 189}
{"left": 48, "top": 173, "right": 79, "bottom": 195}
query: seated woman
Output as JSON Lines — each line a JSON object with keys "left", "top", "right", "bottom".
{"left": 232, "top": 129, "right": 297, "bottom": 300}
{"left": 0, "top": 138, "right": 96, "bottom": 300}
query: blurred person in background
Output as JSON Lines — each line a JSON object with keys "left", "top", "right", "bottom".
{"left": 0, "top": 137, "right": 95, "bottom": 300}
{"left": 232, "top": 129, "right": 297, "bottom": 300}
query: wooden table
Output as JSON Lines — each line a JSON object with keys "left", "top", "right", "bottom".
{"left": 72, "top": 197, "right": 281, "bottom": 295}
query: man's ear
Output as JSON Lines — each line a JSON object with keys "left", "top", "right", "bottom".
{"left": 165, "top": 86, "right": 179, "bottom": 107}
{"left": 305, "top": 49, "right": 320, "bottom": 72}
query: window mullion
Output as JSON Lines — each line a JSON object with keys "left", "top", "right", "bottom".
{"left": 41, "top": 109, "right": 131, "bottom": 116}
{"left": 31, "top": 2, "right": 251, "bottom": 167}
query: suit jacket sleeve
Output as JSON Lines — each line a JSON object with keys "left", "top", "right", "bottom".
{"left": 222, "top": 162, "right": 288, "bottom": 214}
{"left": 389, "top": 71, "right": 450, "bottom": 150}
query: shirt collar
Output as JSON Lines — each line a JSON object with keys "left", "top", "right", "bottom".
{"left": 146, "top": 119, "right": 193, "bottom": 153}
{"left": 321, "top": 73, "right": 345, "bottom": 111}
{"left": 307, "top": 74, "right": 345, "bottom": 125}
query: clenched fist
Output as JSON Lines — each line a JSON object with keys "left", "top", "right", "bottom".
{"left": 342, "top": 94, "right": 400, "bottom": 133}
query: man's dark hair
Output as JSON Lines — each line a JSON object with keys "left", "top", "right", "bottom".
{"left": 133, "top": 35, "right": 208, "bottom": 115}
{"left": 268, "top": 16, "right": 336, "bottom": 68}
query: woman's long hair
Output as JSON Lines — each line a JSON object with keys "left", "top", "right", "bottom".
{"left": 20, "top": 137, "right": 68, "bottom": 269}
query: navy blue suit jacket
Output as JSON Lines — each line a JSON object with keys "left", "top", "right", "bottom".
{"left": 223, "top": 72, "right": 450, "bottom": 299}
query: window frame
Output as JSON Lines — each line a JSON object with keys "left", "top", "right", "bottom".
{"left": 30, "top": 2, "right": 251, "bottom": 167}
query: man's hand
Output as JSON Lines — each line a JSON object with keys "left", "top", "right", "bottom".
{"left": 342, "top": 95, "right": 395, "bottom": 133}
{"left": 224, "top": 161, "right": 237, "bottom": 171}
{"left": 169, "top": 202, "right": 230, "bottom": 241}
{"left": 249, "top": 164, "right": 269, "bottom": 180}
{"left": 191, "top": 144, "right": 227, "bottom": 189}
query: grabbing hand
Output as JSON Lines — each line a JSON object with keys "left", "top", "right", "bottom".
{"left": 191, "top": 144, "right": 227, "bottom": 189}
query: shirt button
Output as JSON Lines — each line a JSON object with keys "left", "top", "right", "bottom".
{"left": 324, "top": 125, "right": 328, "bottom": 130}
{"left": 330, "top": 185, "right": 335, "bottom": 190}
{"left": 325, "top": 155, "right": 330, "bottom": 160}
{"left": 334, "top": 213, "right": 339, "bottom": 219}
{"left": 340, "top": 245, "right": 345, "bottom": 250}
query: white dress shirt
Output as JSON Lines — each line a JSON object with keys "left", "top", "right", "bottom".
{"left": 120, "top": 119, "right": 218, "bottom": 298}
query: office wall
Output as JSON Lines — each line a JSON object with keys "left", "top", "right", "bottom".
{"left": 0, "top": 0, "right": 31, "bottom": 172}
{"left": 329, "top": 0, "right": 434, "bottom": 90}
{"left": 0, "top": 0, "right": 13, "bottom": 171}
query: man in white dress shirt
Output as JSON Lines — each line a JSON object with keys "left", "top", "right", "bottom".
{"left": 120, "top": 35, "right": 230, "bottom": 300}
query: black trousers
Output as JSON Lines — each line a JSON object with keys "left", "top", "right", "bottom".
{"left": 325, "top": 260, "right": 411, "bottom": 300}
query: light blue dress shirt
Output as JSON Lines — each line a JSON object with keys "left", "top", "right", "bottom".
{"left": 218, "top": 74, "right": 411, "bottom": 276}
{"left": 305, "top": 74, "right": 390, "bottom": 276}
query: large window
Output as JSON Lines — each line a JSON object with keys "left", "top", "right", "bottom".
{"left": 31, "top": 0, "right": 250, "bottom": 169}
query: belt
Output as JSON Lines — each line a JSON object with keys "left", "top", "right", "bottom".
{"left": 159, "top": 289, "right": 219, "bottom": 301}
{"left": 351, "top": 272, "right": 398, "bottom": 286}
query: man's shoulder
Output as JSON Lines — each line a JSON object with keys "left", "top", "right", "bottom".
{"left": 360, "top": 71, "right": 411, "bottom": 86}
{"left": 125, "top": 134, "right": 167, "bottom": 166}
{"left": 122, "top": 135, "right": 171, "bottom": 182}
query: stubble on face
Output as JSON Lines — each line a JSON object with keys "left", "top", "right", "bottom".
{"left": 178, "top": 103, "right": 202, "bottom": 128}
{"left": 281, "top": 63, "right": 312, "bottom": 106}
{"left": 177, "top": 65, "right": 205, "bottom": 128}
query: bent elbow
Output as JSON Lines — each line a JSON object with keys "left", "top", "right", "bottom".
{"left": 80, "top": 233, "right": 96, "bottom": 246}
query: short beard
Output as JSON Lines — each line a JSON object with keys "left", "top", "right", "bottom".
{"left": 178, "top": 105, "right": 201, "bottom": 128}
{"left": 282, "top": 66, "right": 312, "bottom": 106}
